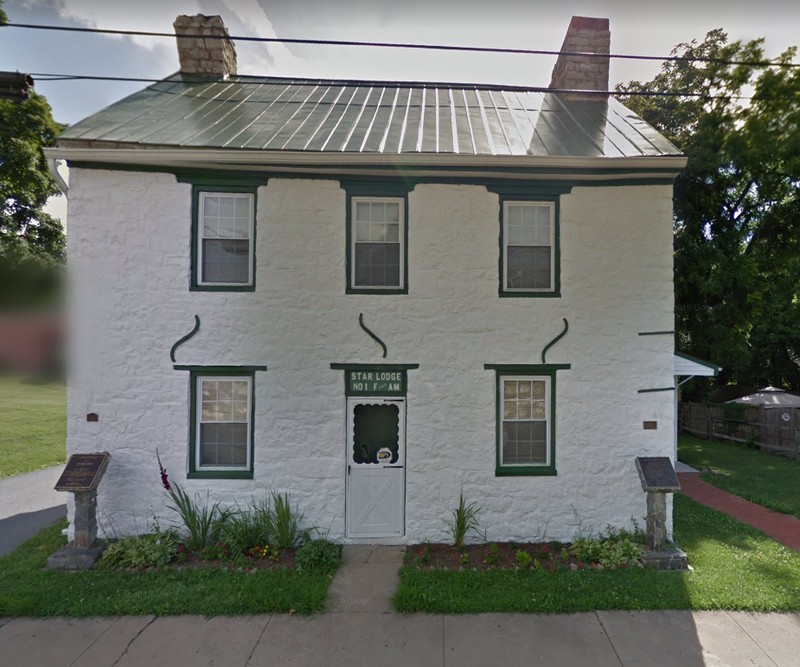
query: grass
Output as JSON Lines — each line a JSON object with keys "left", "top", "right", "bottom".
{"left": 393, "top": 494, "right": 800, "bottom": 613}
{"left": 0, "top": 519, "right": 335, "bottom": 617}
{"left": 678, "top": 434, "right": 800, "bottom": 519}
{"left": 0, "top": 375, "right": 66, "bottom": 478}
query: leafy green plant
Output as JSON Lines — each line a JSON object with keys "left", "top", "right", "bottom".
{"left": 570, "top": 529, "right": 643, "bottom": 569}
{"left": 270, "top": 491, "right": 310, "bottom": 549}
{"left": 166, "top": 483, "right": 232, "bottom": 551}
{"left": 445, "top": 492, "right": 482, "bottom": 548}
{"left": 484, "top": 542, "right": 500, "bottom": 566}
{"left": 515, "top": 549, "right": 533, "bottom": 568}
{"left": 223, "top": 496, "right": 274, "bottom": 556}
{"left": 294, "top": 539, "right": 342, "bottom": 574}
{"left": 459, "top": 552, "right": 470, "bottom": 566}
{"left": 98, "top": 531, "right": 179, "bottom": 569}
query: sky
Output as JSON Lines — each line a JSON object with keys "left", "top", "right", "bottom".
{"left": 1, "top": 0, "right": 799, "bottom": 222}
{"left": 2, "top": 0, "right": 799, "bottom": 127}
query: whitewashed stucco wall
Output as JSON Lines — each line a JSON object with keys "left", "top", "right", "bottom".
{"left": 65, "top": 168, "right": 675, "bottom": 543}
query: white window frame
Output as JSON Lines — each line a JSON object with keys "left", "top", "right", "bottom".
{"left": 350, "top": 196, "right": 405, "bottom": 290}
{"left": 195, "top": 374, "right": 253, "bottom": 472}
{"left": 499, "top": 374, "right": 552, "bottom": 468}
{"left": 197, "top": 191, "right": 255, "bottom": 288}
{"left": 502, "top": 200, "right": 556, "bottom": 293}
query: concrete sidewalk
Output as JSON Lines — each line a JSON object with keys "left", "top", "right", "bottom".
{"left": 0, "top": 465, "right": 66, "bottom": 557}
{"left": 1, "top": 610, "right": 798, "bottom": 666}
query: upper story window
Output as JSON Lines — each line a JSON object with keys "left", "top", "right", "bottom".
{"left": 351, "top": 197, "right": 405, "bottom": 291}
{"left": 502, "top": 201, "right": 557, "bottom": 296}
{"left": 341, "top": 181, "right": 411, "bottom": 295}
{"left": 190, "top": 186, "right": 257, "bottom": 292}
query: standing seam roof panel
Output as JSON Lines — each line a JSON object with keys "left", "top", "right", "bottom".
{"left": 57, "top": 76, "right": 683, "bottom": 159}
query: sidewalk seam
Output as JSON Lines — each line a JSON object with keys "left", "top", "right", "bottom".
{"left": 67, "top": 617, "right": 118, "bottom": 667}
{"left": 593, "top": 612, "right": 624, "bottom": 667}
{"left": 108, "top": 615, "right": 157, "bottom": 667}
{"left": 243, "top": 615, "right": 273, "bottom": 667}
{"left": 724, "top": 611, "right": 780, "bottom": 667}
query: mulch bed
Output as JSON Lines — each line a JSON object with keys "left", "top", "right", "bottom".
{"left": 404, "top": 542, "right": 629, "bottom": 571}
{"left": 169, "top": 543, "right": 298, "bottom": 571}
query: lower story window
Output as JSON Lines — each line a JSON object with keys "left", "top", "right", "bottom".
{"left": 487, "top": 365, "right": 563, "bottom": 476}
{"left": 502, "top": 376, "right": 549, "bottom": 466}
{"left": 189, "top": 371, "right": 255, "bottom": 478}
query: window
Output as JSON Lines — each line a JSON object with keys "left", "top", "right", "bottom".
{"left": 501, "top": 376, "right": 550, "bottom": 467}
{"left": 192, "top": 190, "right": 256, "bottom": 290}
{"left": 486, "top": 364, "right": 567, "bottom": 476}
{"left": 350, "top": 197, "right": 405, "bottom": 291}
{"left": 188, "top": 371, "right": 255, "bottom": 478}
{"left": 501, "top": 200, "right": 559, "bottom": 297}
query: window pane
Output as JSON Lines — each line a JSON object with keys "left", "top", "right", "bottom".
{"left": 507, "top": 246, "right": 551, "bottom": 289}
{"left": 352, "top": 403, "right": 399, "bottom": 464}
{"left": 502, "top": 421, "right": 547, "bottom": 465}
{"left": 202, "top": 239, "right": 250, "bottom": 284}
{"left": 503, "top": 381, "right": 517, "bottom": 399}
{"left": 355, "top": 202, "right": 371, "bottom": 222}
{"left": 385, "top": 203, "right": 400, "bottom": 223}
{"left": 354, "top": 242, "right": 400, "bottom": 287}
{"left": 200, "top": 423, "right": 247, "bottom": 466}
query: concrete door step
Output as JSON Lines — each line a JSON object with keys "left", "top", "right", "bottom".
{"left": 327, "top": 545, "right": 406, "bottom": 613}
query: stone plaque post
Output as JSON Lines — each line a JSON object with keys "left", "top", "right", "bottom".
{"left": 634, "top": 456, "right": 688, "bottom": 570}
{"left": 47, "top": 452, "right": 111, "bottom": 570}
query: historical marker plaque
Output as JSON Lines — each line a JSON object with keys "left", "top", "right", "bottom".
{"left": 635, "top": 456, "right": 680, "bottom": 493}
{"left": 55, "top": 452, "right": 111, "bottom": 492}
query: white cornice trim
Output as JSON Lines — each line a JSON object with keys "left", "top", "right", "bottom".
{"left": 44, "top": 146, "right": 687, "bottom": 175}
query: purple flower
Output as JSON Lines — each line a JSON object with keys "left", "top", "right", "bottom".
{"left": 156, "top": 448, "right": 171, "bottom": 491}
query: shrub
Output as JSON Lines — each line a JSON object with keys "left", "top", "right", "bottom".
{"left": 515, "top": 549, "right": 533, "bottom": 568}
{"left": 98, "top": 532, "right": 179, "bottom": 569}
{"left": 166, "top": 483, "right": 232, "bottom": 551}
{"left": 570, "top": 528, "right": 643, "bottom": 568}
{"left": 294, "top": 539, "right": 341, "bottom": 574}
{"left": 444, "top": 492, "right": 482, "bottom": 548}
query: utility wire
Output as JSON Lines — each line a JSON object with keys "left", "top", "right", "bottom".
{"left": 6, "top": 21, "right": 800, "bottom": 69}
{"left": 27, "top": 71, "right": 763, "bottom": 100}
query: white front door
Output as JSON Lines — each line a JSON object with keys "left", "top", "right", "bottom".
{"left": 346, "top": 397, "right": 405, "bottom": 538}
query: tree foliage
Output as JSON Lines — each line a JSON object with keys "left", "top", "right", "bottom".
{"left": 0, "top": 87, "right": 66, "bottom": 307}
{"left": 616, "top": 31, "right": 800, "bottom": 395}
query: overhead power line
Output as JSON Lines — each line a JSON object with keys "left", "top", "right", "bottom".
{"left": 6, "top": 21, "right": 800, "bottom": 70}
{"left": 26, "top": 71, "right": 769, "bottom": 101}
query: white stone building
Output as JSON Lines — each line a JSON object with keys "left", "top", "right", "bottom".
{"left": 48, "top": 15, "right": 686, "bottom": 543}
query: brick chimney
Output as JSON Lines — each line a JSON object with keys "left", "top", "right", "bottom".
{"left": 549, "top": 16, "right": 610, "bottom": 94}
{"left": 173, "top": 14, "right": 237, "bottom": 78}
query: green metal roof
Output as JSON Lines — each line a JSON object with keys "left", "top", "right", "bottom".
{"left": 59, "top": 74, "right": 681, "bottom": 159}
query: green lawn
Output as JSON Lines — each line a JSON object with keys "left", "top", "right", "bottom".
{"left": 0, "top": 520, "right": 335, "bottom": 616}
{"left": 0, "top": 375, "right": 66, "bottom": 478}
{"left": 394, "top": 494, "right": 800, "bottom": 613}
{"left": 678, "top": 434, "right": 800, "bottom": 519}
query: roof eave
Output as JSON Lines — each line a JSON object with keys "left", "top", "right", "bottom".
{"left": 45, "top": 145, "right": 687, "bottom": 178}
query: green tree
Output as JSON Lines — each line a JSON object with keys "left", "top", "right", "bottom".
{"left": 0, "top": 88, "right": 66, "bottom": 307}
{"left": 616, "top": 31, "right": 800, "bottom": 394}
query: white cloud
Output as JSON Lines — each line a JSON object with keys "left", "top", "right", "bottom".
{"left": 219, "top": 0, "right": 306, "bottom": 75}
{"left": 20, "top": 0, "right": 308, "bottom": 76}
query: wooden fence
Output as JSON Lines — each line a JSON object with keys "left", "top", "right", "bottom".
{"left": 680, "top": 402, "right": 800, "bottom": 456}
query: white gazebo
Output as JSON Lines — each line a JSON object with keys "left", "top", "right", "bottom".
{"left": 727, "top": 386, "right": 800, "bottom": 408}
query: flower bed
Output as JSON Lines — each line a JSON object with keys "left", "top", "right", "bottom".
{"left": 405, "top": 537, "right": 644, "bottom": 572}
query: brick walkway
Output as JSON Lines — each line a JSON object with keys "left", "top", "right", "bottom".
{"left": 678, "top": 471, "right": 800, "bottom": 552}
